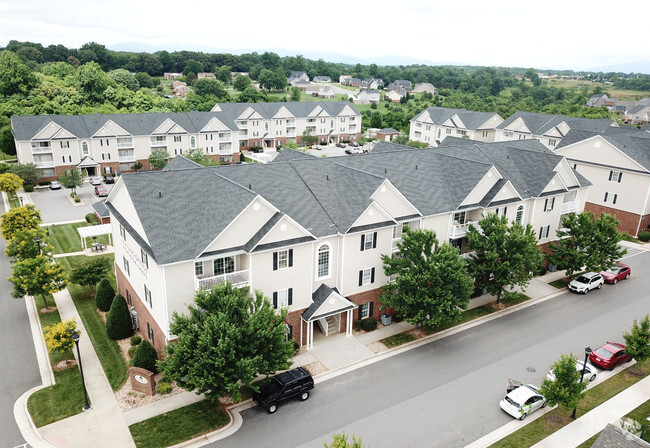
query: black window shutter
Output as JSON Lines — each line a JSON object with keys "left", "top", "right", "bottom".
{"left": 273, "top": 291, "right": 278, "bottom": 308}
{"left": 504, "top": 207, "right": 507, "bottom": 216}
{"left": 539, "top": 227, "right": 542, "bottom": 239}
{"left": 609, "top": 171, "right": 613, "bottom": 181}
{"left": 287, "top": 324, "right": 293, "bottom": 341}
{"left": 369, "top": 302, "right": 374, "bottom": 318}
{"left": 288, "top": 288, "right": 293, "bottom": 305}
{"left": 371, "top": 267, "right": 375, "bottom": 283}
{"left": 360, "top": 234, "right": 365, "bottom": 251}
{"left": 273, "top": 252, "right": 278, "bottom": 270}
{"left": 613, "top": 194, "right": 617, "bottom": 204}
{"left": 550, "top": 198, "right": 554, "bottom": 210}
{"left": 358, "top": 306, "right": 363, "bottom": 320}
{"left": 604, "top": 192, "right": 608, "bottom": 202}
{"left": 618, "top": 173, "right": 622, "bottom": 183}
{"left": 373, "top": 232, "right": 377, "bottom": 248}
{"left": 358, "top": 270, "right": 363, "bottom": 286}
{"left": 544, "top": 199, "right": 548, "bottom": 210}
{"left": 288, "top": 249, "right": 293, "bottom": 267}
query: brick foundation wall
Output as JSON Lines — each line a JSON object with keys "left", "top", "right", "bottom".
{"left": 115, "top": 264, "right": 166, "bottom": 356}
{"left": 285, "top": 309, "right": 307, "bottom": 346}
{"left": 344, "top": 288, "right": 393, "bottom": 333}
{"left": 585, "top": 202, "right": 650, "bottom": 237}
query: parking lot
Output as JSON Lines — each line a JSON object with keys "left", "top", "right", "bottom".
{"left": 244, "top": 142, "right": 375, "bottom": 161}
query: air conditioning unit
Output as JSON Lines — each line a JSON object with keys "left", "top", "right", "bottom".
{"left": 130, "top": 307, "right": 139, "bottom": 330}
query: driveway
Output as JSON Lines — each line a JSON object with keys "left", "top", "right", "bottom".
{"left": 26, "top": 180, "right": 114, "bottom": 224}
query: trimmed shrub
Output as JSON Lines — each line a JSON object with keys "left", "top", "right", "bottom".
{"left": 157, "top": 381, "right": 172, "bottom": 394}
{"left": 24, "top": 184, "right": 34, "bottom": 192}
{"left": 95, "top": 278, "right": 115, "bottom": 312}
{"left": 85, "top": 213, "right": 100, "bottom": 225}
{"left": 106, "top": 294, "right": 133, "bottom": 340}
{"left": 74, "top": 196, "right": 81, "bottom": 203}
{"left": 360, "top": 317, "right": 378, "bottom": 332}
{"left": 38, "top": 181, "right": 50, "bottom": 186}
{"left": 354, "top": 319, "right": 362, "bottom": 331}
{"left": 639, "top": 231, "right": 650, "bottom": 242}
{"left": 128, "top": 346, "right": 137, "bottom": 359}
{"left": 132, "top": 340, "right": 159, "bottom": 373}
{"left": 130, "top": 335, "right": 142, "bottom": 346}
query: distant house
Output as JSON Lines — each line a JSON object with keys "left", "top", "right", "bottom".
{"left": 409, "top": 106, "right": 504, "bottom": 145}
{"left": 313, "top": 76, "right": 331, "bottom": 83}
{"left": 413, "top": 83, "right": 436, "bottom": 95}
{"left": 377, "top": 128, "right": 400, "bottom": 141}
{"left": 386, "top": 88, "right": 407, "bottom": 103}
{"left": 587, "top": 94, "right": 609, "bottom": 108}
{"left": 293, "top": 79, "right": 311, "bottom": 91}
{"left": 386, "top": 80, "right": 412, "bottom": 91}
{"left": 197, "top": 72, "right": 216, "bottom": 80}
{"left": 339, "top": 75, "right": 352, "bottom": 85}
{"left": 360, "top": 78, "right": 384, "bottom": 90}
{"left": 172, "top": 80, "right": 186, "bottom": 90}
{"left": 164, "top": 72, "right": 182, "bottom": 80}
{"left": 288, "top": 71, "right": 310, "bottom": 86}
{"left": 306, "top": 85, "right": 335, "bottom": 98}
{"left": 354, "top": 90, "right": 381, "bottom": 104}
{"left": 349, "top": 78, "right": 361, "bottom": 87}
{"left": 624, "top": 104, "right": 650, "bottom": 125}
{"left": 172, "top": 81, "right": 190, "bottom": 98}
{"left": 231, "top": 72, "right": 249, "bottom": 82}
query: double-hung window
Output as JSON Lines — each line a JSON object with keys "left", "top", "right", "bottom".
{"left": 194, "top": 261, "right": 203, "bottom": 276}
{"left": 359, "top": 267, "right": 375, "bottom": 286}
{"left": 358, "top": 302, "right": 373, "bottom": 320}
{"left": 272, "top": 288, "right": 293, "bottom": 309}
{"left": 144, "top": 285, "right": 152, "bottom": 307}
{"left": 140, "top": 248, "right": 148, "bottom": 268}
{"left": 609, "top": 171, "right": 622, "bottom": 183}
{"left": 361, "top": 232, "right": 377, "bottom": 251}
{"left": 544, "top": 197, "right": 555, "bottom": 212}
{"left": 273, "top": 249, "right": 293, "bottom": 270}
{"left": 539, "top": 225, "right": 550, "bottom": 240}
{"left": 123, "top": 256, "right": 130, "bottom": 276}
{"left": 214, "top": 256, "right": 234, "bottom": 275}
{"left": 604, "top": 192, "right": 618, "bottom": 204}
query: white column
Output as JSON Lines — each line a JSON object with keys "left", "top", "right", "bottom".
{"left": 346, "top": 310, "right": 352, "bottom": 336}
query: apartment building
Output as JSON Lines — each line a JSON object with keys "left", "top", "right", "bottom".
{"left": 409, "top": 107, "right": 504, "bottom": 145}
{"left": 104, "top": 139, "right": 589, "bottom": 354}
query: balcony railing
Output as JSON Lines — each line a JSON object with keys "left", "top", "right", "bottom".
{"left": 34, "top": 160, "right": 55, "bottom": 168}
{"left": 286, "top": 120, "right": 296, "bottom": 127}
{"left": 392, "top": 237, "right": 401, "bottom": 252}
{"left": 449, "top": 221, "right": 479, "bottom": 239}
{"left": 117, "top": 141, "right": 134, "bottom": 149}
{"left": 31, "top": 146, "right": 52, "bottom": 154}
{"left": 219, "top": 136, "right": 231, "bottom": 142}
{"left": 561, "top": 200, "right": 579, "bottom": 214}
{"left": 118, "top": 156, "right": 136, "bottom": 162}
{"left": 194, "top": 269, "right": 250, "bottom": 291}
{"left": 150, "top": 138, "right": 166, "bottom": 147}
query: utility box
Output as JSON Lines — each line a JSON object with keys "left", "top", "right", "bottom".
{"left": 381, "top": 314, "right": 392, "bottom": 326}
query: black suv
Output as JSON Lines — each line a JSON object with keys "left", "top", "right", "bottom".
{"left": 252, "top": 367, "right": 314, "bottom": 413}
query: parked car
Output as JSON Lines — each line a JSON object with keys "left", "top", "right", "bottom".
{"left": 89, "top": 177, "right": 102, "bottom": 186}
{"left": 103, "top": 175, "right": 115, "bottom": 184}
{"left": 546, "top": 360, "right": 597, "bottom": 383}
{"left": 252, "top": 367, "right": 314, "bottom": 414}
{"left": 94, "top": 185, "right": 108, "bottom": 197}
{"left": 599, "top": 263, "right": 631, "bottom": 284}
{"left": 335, "top": 142, "right": 346, "bottom": 148}
{"left": 250, "top": 147, "right": 264, "bottom": 153}
{"left": 500, "top": 383, "right": 546, "bottom": 420}
{"left": 345, "top": 148, "right": 355, "bottom": 155}
{"left": 589, "top": 342, "right": 632, "bottom": 371}
{"left": 568, "top": 272, "right": 604, "bottom": 294}
{"left": 349, "top": 141, "right": 360, "bottom": 147}
{"left": 49, "top": 181, "right": 62, "bottom": 190}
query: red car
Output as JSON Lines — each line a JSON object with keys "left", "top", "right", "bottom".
{"left": 94, "top": 185, "right": 108, "bottom": 197}
{"left": 589, "top": 342, "right": 632, "bottom": 371}
{"left": 599, "top": 263, "right": 631, "bottom": 284}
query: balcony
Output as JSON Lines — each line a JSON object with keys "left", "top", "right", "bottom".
{"left": 449, "top": 221, "right": 479, "bottom": 239}
{"left": 392, "top": 237, "right": 401, "bottom": 252}
{"left": 150, "top": 137, "right": 167, "bottom": 147}
{"left": 561, "top": 200, "right": 580, "bottom": 214}
{"left": 219, "top": 135, "right": 231, "bottom": 142}
{"left": 286, "top": 120, "right": 296, "bottom": 127}
{"left": 117, "top": 139, "right": 134, "bottom": 149}
{"left": 236, "top": 121, "right": 248, "bottom": 129}
{"left": 286, "top": 132, "right": 296, "bottom": 138}
{"left": 194, "top": 269, "right": 250, "bottom": 291}
{"left": 31, "top": 145, "right": 52, "bottom": 154}
{"left": 34, "top": 160, "right": 55, "bottom": 168}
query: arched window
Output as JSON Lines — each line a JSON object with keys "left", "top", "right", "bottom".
{"left": 81, "top": 141, "right": 89, "bottom": 156}
{"left": 515, "top": 205, "right": 524, "bottom": 225}
{"left": 190, "top": 136, "right": 196, "bottom": 149}
{"left": 316, "top": 244, "right": 330, "bottom": 278}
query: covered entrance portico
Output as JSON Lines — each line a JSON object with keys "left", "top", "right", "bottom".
{"left": 301, "top": 284, "right": 357, "bottom": 350}
{"left": 77, "top": 156, "right": 100, "bottom": 177}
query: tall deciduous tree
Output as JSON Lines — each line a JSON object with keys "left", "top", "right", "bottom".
{"left": 547, "top": 212, "right": 626, "bottom": 277}
{"left": 623, "top": 314, "right": 650, "bottom": 363}
{"left": 10, "top": 255, "right": 67, "bottom": 308}
{"left": 5, "top": 227, "right": 51, "bottom": 261}
{"left": 466, "top": 213, "right": 543, "bottom": 304}
{"left": 148, "top": 149, "right": 170, "bottom": 169}
{"left": 1, "top": 204, "right": 42, "bottom": 240}
{"left": 58, "top": 168, "right": 84, "bottom": 195}
{"left": 301, "top": 129, "right": 318, "bottom": 147}
{"left": 0, "top": 172, "right": 23, "bottom": 197}
{"left": 0, "top": 50, "right": 39, "bottom": 95}
{"left": 72, "top": 61, "right": 110, "bottom": 103}
{"left": 69, "top": 257, "right": 111, "bottom": 290}
{"left": 539, "top": 354, "right": 586, "bottom": 416}
{"left": 10, "top": 163, "right": 38, "bottom": 185}
{"left": 158, "top": 282, "right": 295, "bottom": 402}
{"left": 380, "top": 228, "right": 473, "bottom": 329}
{"left": 233, "top": 75, "right": 251, "bottom": 91}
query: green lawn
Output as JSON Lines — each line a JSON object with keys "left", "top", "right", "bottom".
{"left": 626, "top": 398, "right": 650, "bottom": 442}
{"left": 47, "top": 221, "right": 111, "bottom": 254}
{"left": 129, "top": 400, "right": 230, "bottom": 448}
{"left": 9, "top": 197, "right": 20, "bottom": 208}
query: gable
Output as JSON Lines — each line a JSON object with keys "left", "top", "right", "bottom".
{"left": 237, "top": 107, "right": 263, "bottom": 120}
{"left": 556, "top": 136, "right": 647, "bottom": 172}
{"left": 416, "top": 110, "right": 432, "bottom": 124}
{"left": 51, "top": 127, "right": 77, "bottom": 140}
{"left": 505, "top": 117, "right": 530, "bottom": 133}
{"left": 92, "top": 120, "right": 130, "bottom": 138}
{"left": 540, "top": 173, "right": 568, "bottom": 195}
{"left": 200, "top": 117, "right": 230, "bottom": 132}
{"left": 460, "top": 166, "right": 502, "bottom": 207}
{"left": 370, "top": 180, "right": 420, "bottom": 219}
{"left": 556, "top": 122, "right": 570, "bottom": 136}
{"left": 272, "top": 106, "right": 294, "bottom": 119}
{"left": 490, "top": 180, "right": 521, "bottom": 203}
{"left": 33, "top": 121, "right": 69, "bottom": 140}
{"left": 349, "top": 202, "right": 395, "bottom": 230}
{"left": 478, "top": 114, "right": 504, "bottom": 129}
{"left": 340, "top": 105, "right": 358, "bottom": 117}
{"left": 449, "top": 114, "right": 467, "bottom": 130}
{"left": 308, "top": 105, "right": 324, "bottom": 117}
{"left": 553, "top": 159, "right": 580, "bottom": 188}
{"left": 110, "top": 182, "right": 150, "bottom": 245}
{"left": 544, "top": 127, "right": 564, "bottom": 138}
{"left": 152, "top": 118, "right": 187, "bottom": 135}
{"left": 256, "top": 215, "right": 312, "bottom": 246}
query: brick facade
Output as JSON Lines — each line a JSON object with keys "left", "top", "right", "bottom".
{"left": 585, "top": 202, "right": 650, "bottom": 237}
{"left": 344, "top": 287, "right": 393, "bottom": 333}
{"left": 115, "top": 264, "right": 166, "bottom": 355}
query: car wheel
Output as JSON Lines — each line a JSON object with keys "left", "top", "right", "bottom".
{"left": 609, "top": 364, "right": 615, "bottom": 371}
{"left": 613, "top": 278, "right": 618, "bottom": 284}
{"left": 267, "top": 403, "right": 277, "bottom": 414}
{"left": 300, "top": 391, "right": 310, "bottom": 401}
{"left": 625, "top": 274, "right": 630, "bottom": 280}
{"left": 597, "top": 283, "right": 602, "bottom": 289}
{"left": 590, "top": 374, "right": 596, "bottom": 382}
{"left": 584, "top": 288, "right": 588, "bottom": 294}
{"left": 542, "top": 401, "right": 547, "bottom": 408}
{"left": 520, "top": 412, "right": 527, "bottom": 420}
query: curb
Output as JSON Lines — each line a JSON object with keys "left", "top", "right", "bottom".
{"left": 14, "top": 386, "right": 56, "bottom": 448}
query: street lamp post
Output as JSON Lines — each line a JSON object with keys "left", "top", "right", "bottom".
{"left": 35, "top": 237, "right": 41, "bottom": 255}
{"left": 571, "top": 346, "right": 592, "bottom": 419}
{"left": 72, "top": 333, "right": 91, "bottom": 411}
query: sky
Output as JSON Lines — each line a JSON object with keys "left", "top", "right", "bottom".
{"left": 1, "top": 0, "right": 649, "bottom": 73}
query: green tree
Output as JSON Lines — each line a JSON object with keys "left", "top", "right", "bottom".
{"left": 1, "top": 204, "right": 42, "bottom": 240}
{"left": 193, "top": 79, "right": 227, "bottom": 98}
{"left": 547, "top": 212, "right": 626, "bottom": 277}
{"left": 0, "top": 125, "right": 17, "bottom": 156}
{"left": 5, "top": 227, "right": 51, "bottom": 261}
{"left": 301, "top": 129, "right": 318, "bottom": 147}
{"left": 539, "top": 354, "right": 586, "bottom": 418}
{"left": 132, "top": 340, "right": 159, "bottom": 373}
{"left": 0, "top": 172, "right": 23, "bottom": 197}
{"left": 370, "top": 111, "right": 383, "bottom": 128}
{"left": 259, "top": 69, "right": 278, "bottom": 91}
{"left": 69, "top": 257, "right": 111, "bottom": 290}
{"left": 72, "top": 61, "right": 109, "bottom": 103}
{"left": 109, "top": 69, "right": 139, "bottom": 91}
{"left": 466, "top": 213, "right": 543, "bottom": 304}
{"left": 95, "top": 277, "right": 116, "bottom": 312}
{"left": 215, "top": 65, "right": 232, "bottom": 83}
{"left": 58, "top": 168, "right": 84, "bottom": 194}
{"left": 106, "top": 294, "right": 134, "bottom": 340}
{"left": 134, "top": 72, "right": 154, "bottom": 89}
{"left": 0, "top": 50, "right": 39, "bottom": 95}
{"left": 183, "top": 59, "right": 203, "bottom": 76}
{"left": 10, "top": 255, "right": 67, "bottom": 309}
{"left": 148, "top": 149, "right": 170, "bottom": 169}
{"left": 10, "top": 163, "right": 38, "bottom": 185}
{"left": 185, "top": 148, "right": 217, "bottom": 166}
{"left": 238, "top": 87, "right": 267, "bottom": 103}
{"left": 290, "top": 86, "right": 301, "bottom": 101}
{"left": 380, "top": 228, "right": 473, "bottom": 329}
{"left": 158, "top": 282, "right": 295, "bottom": 402}
{"left": 233, "top": 75, "right": 251, "bottom": 91}
{"left": 324, "top": 431, "right": 367, "bottom": 448}
{"left": 43, "top": 319, "right": 77, "bottom": 361}
{"left": 623, "top": 314, "right": 650, "bottom": 363}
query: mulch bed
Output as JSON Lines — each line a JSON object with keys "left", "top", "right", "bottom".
{"left": 53, "top": 359, "right": 77, "bottom": 371}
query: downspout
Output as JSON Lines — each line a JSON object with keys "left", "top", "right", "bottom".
{"left": 635, "top": 180, "right": 650, "bottom": 237}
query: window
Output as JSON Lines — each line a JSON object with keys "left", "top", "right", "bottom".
{"left": 126, "top": 289, "right": 132, "bottom": 306}
{"left": 482, "top": 131, "right": 489, "bottom": 138}
{"left": 495, "top": 207, "right": 507, "bottom": 218}
{"left": 358, "top": 302, "right": 373, "bottom": 320}
{"left": 359, "top": 267, "right": 375, "bottom": 286}
{"left": 437, "top": 129, "right": 441, "bottom": 138}
{"left": 548, "top": 139, "right": 557, "bottom": 147}
{"left": 120, "top": 225, "right": 126, "bottom": 240}
{"left": 174, "top": 135, "right": 182, "bottom": 143}
{"left": 102, "top": 153, "right": 111, "bottom": 160}
{"left": 609, "top": 171, "right": 622, "bottom": 183}
{"left": 446, "top": 128, "right": 452, "bottom": 135}
{"left": 104, "top": 167, "right": 111, "bottom": 174}
{"left": 504, "top": 131, "right": 513, "bottom": 138}
{"left": 220, "top": 155, "right": 232, "bottom": 163}
{"left": 190, "top": 136, "right": 196, "bottom": 149}
{"left": 317, "top": 244, "right": 330, "bottom": 278}
{"left": 453, "top": 211, "right": 467, "bottom": 225}
{"left": 147, "top": 322, "right": 154, "bottom": 345}
{"left": 361, "top": 232, "right": 377, "bottom": 251}
{"left": 604, "top": 192, "right": 618, "bottom": 204}
{"left": 273, "top": 249, "right": 293, "bottom": 270}
{"left": 141, "top": 248, "right": 148, "bottom": 268}
{"left": 515, "top": 205, "right": 524, "bottom": 225}
{"left": 539, "top": 225, "right": 550, "bottom": 240}
{"left": 518, "top": 134, "right": 526, "bottom": 140}
{"left": 194, "top": 261, "right": 204, "bottom": 276}
{"left": 284, "top": 324, "right": 293, "bottom": 342}
{"left": 273, "top": 288, "right": 292, "bottom": 309}
{"left": 82, "top": 141, "right": 89, "bottom": 155}
{"left": 214, "top": 256, "right": 235, "bottom": 275}
{"left": 60, "top": 141, "right": 69, "bottom": 149}
{"left": 144, "top": 285, "right": 152, "bottom": 307}
{"left": 123, "top": 256, "right": 130, "bottom": 276}
{"left": 544, "top": 197, "right": 555, "bottom": 212}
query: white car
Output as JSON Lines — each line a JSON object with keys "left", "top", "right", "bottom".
{"left": 500, "top": 383, "right": 546, "bottom": 420}
{"left": 546, "top": 360, "right": 597, "bottom": 383}
{"left": 568, "top": 272, "right": 604, "bottom": 294}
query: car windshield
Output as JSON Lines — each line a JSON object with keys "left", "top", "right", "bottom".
{"left": 594, "top": 347, "right": 614, "bottom": 359}
{"left": 604, "top": 267, "right": 619, "bottom": 274}
{"left": 575, "top": 276, "right": 590, "bottom": 283}
{"left": 504, "top": 395, "right": 520, "bottom": 408}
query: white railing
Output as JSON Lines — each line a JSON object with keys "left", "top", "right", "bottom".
{"left": 150, "top": 138, "right": 166, "bottom": 146}
{"left": 449, "top": 221, "right": 479, "bottom": 239}
{"left": 561, "top": 200, "right": 579, "bottom": 214}
{"left": 316, "top": 318, "right": 329, "bottom": 336}
{"left": 286, "top": 133, "right": 296, "bottom": 138}
{"left": 392, "top": 237, "right": 402, "bottom": 251}
{"left": 117, "top": 141, "right": 134, "bottom": 149}
{"left": 286, "top": 120, "right": 296, "bottom": 127}
{"left": 460, "top": 251, "right": 476, "bottom": 260}
{"left": 219, "top": 136, "right": 231, "bottom": 142}
{"left": 34, "top": 160, "right": 55, "bottom": 168}
{"left": 194, "top": 269, "right": 249, "bottom": 290}
{"left": 118, "top": 156, "right": 136, "bottom": 162}
{"left": 237, "top": 122, "right": 248, "bottom": 129}
{"left": 31, "top": 146, "right": 52, "bottom": 153}
{"left": 219, "top": 148, "right": 232, "bottom": 155}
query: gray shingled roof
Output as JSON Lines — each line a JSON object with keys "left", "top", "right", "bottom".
{"left": 411, "top": 107, "right": 501, "bottom": 130}
{"left": 162, "top": 155, "right": 202, "bottom": 171}
{"left": 91, "top": 200, "right": 110, "bottom": 219}
{"left": 270, "top": 148, "right": 317, "bottom": 163}
{"left": 497, "top": 111, "right": 616, "bottom": 135}
{"left": 592, "top": 423, "right": 650, "bottom": 448}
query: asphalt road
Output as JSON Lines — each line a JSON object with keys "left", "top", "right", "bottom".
{"left": 0, "top": 215, "right": 41, "bottom": 447}
{"left": 27, "top": 180, "right": 113, "bottom": 224}
{"left": 209, "top": 251, "right": 650, "bottom": 448}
